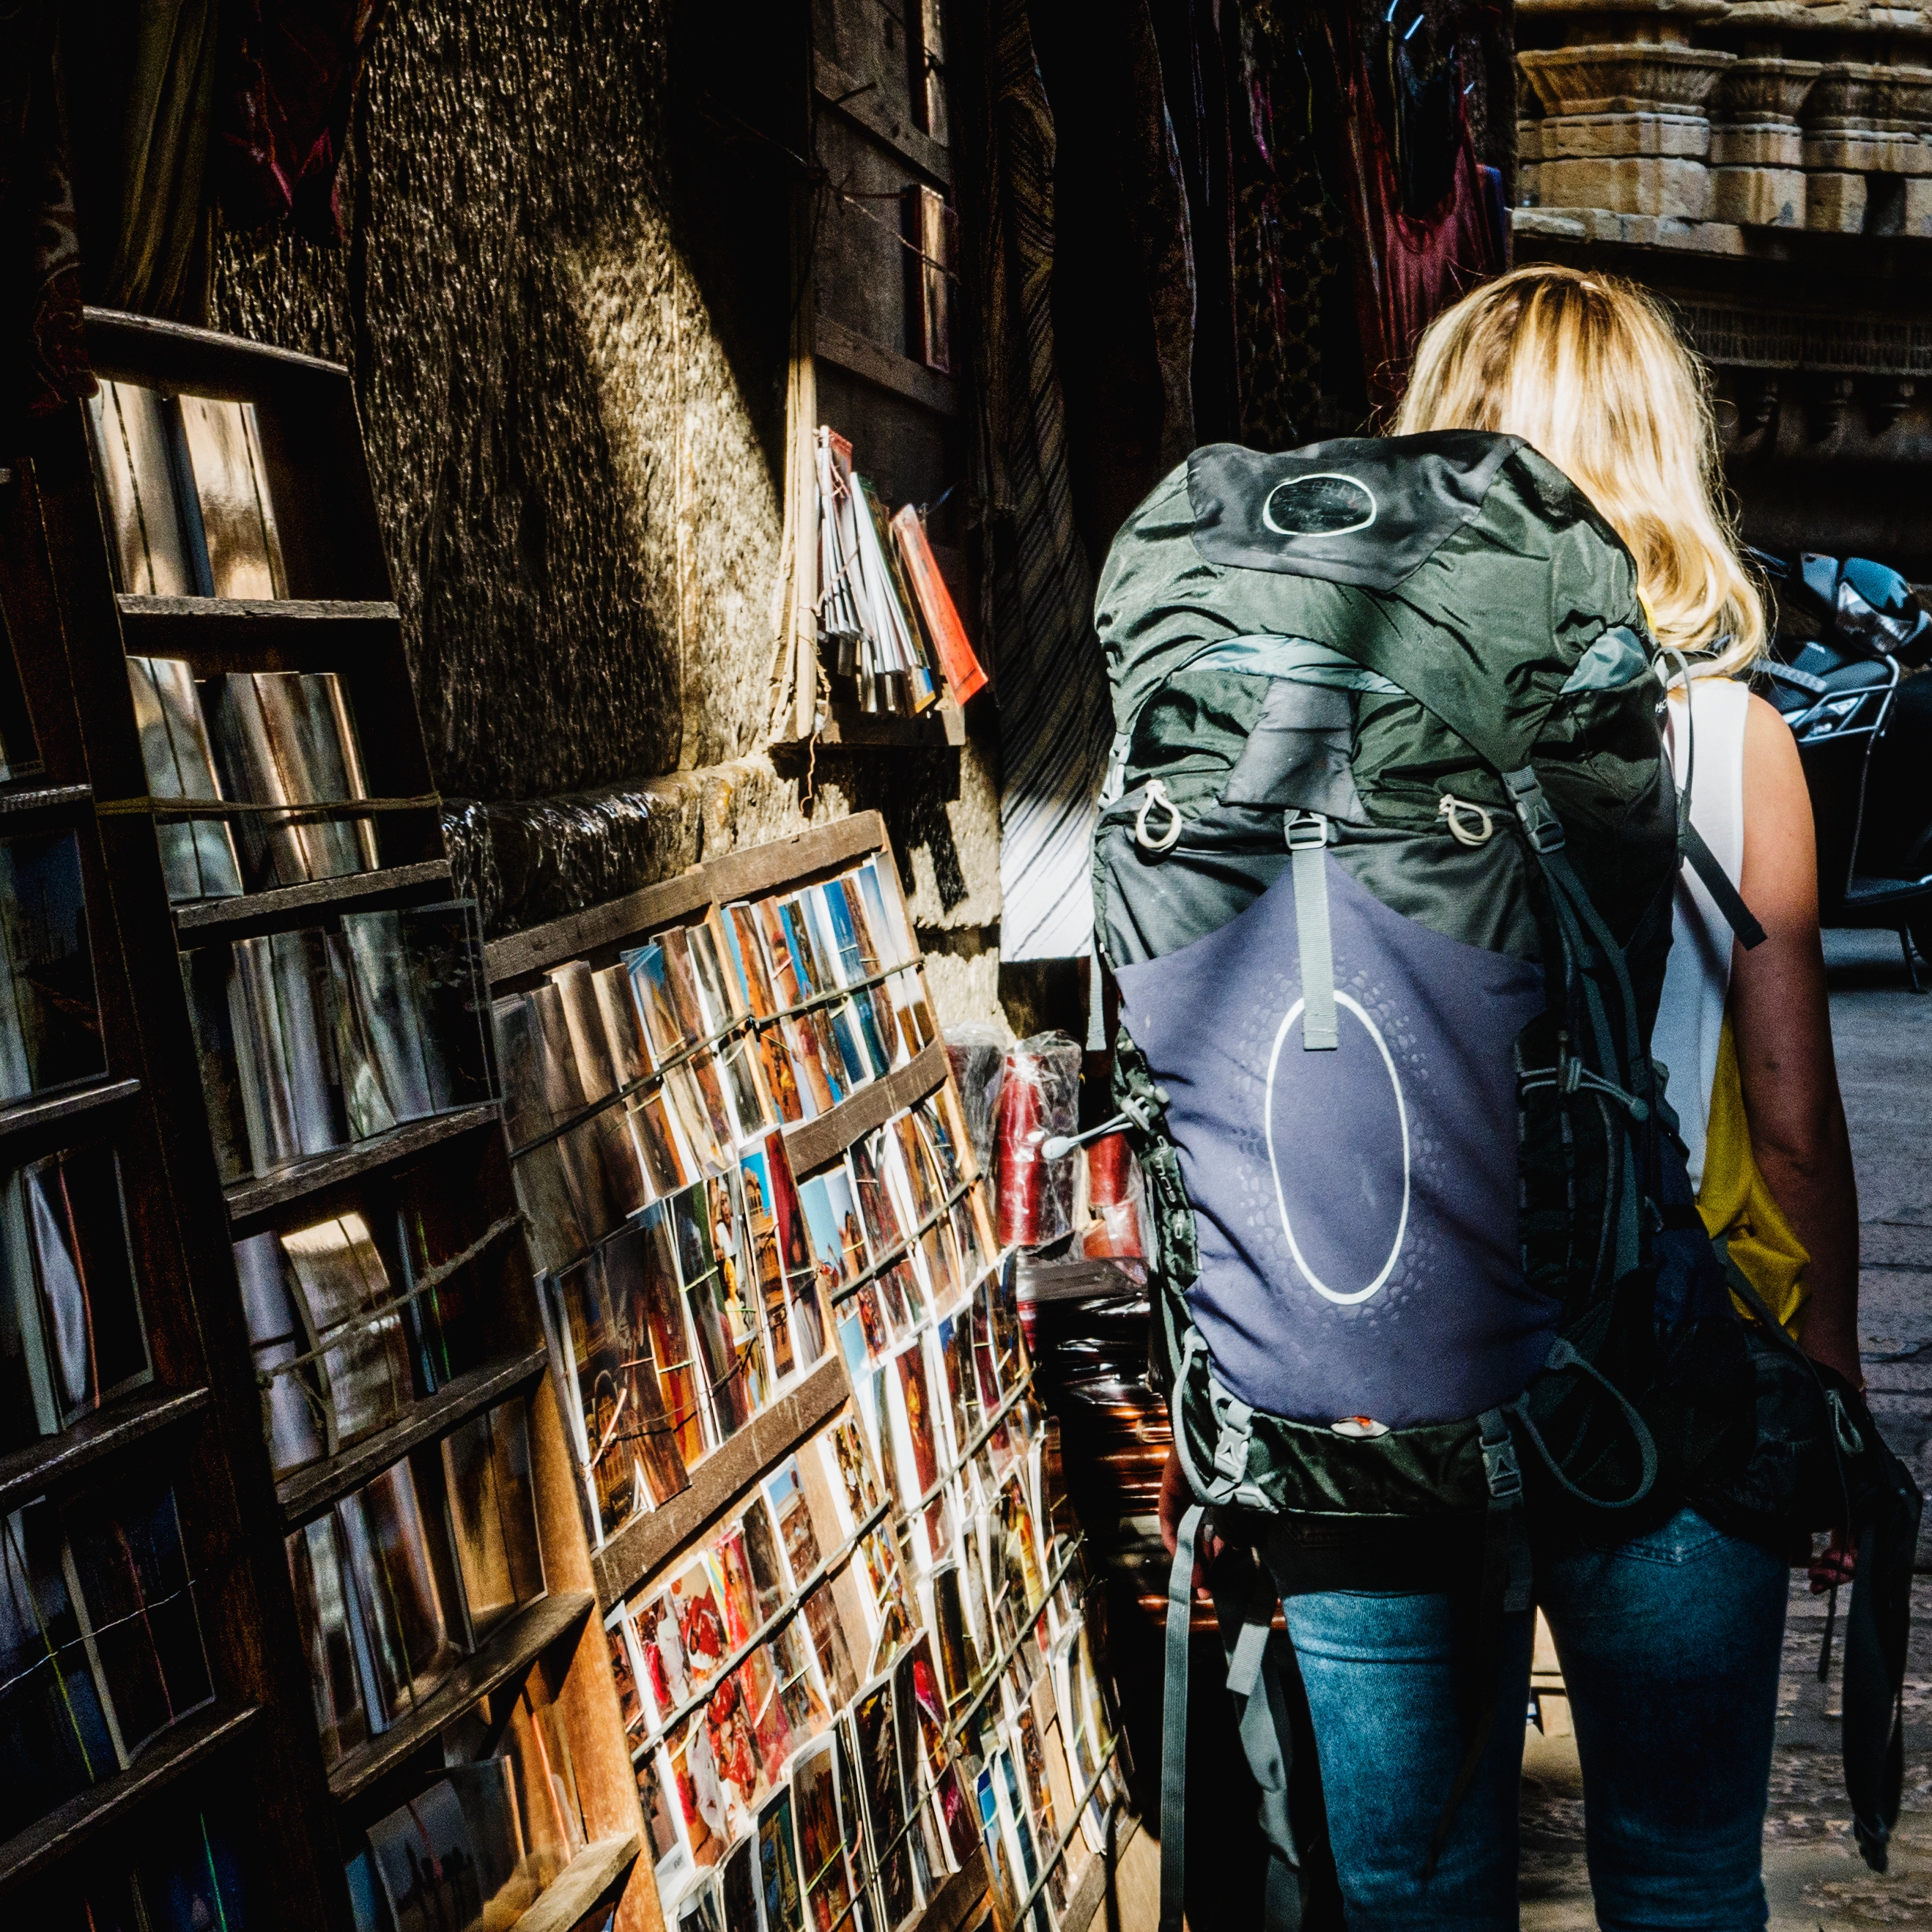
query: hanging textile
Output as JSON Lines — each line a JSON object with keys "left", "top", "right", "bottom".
{"left": 969, "top": 0, "right": 1111, "bottom": 963}
{"left": 215, "top": 0, "right": 388, "bottom": 241}
{"left": 0, "top": 1, "right": 91, "bottom": 421}
{"left": 1227, "top": 6, "right": 1341, "bottom": 451}
{"left": 76, "top": 0, "right": 222, "bottom": 319}
{"left": 1323, "top": 13, "right": 1500, "bottom": 410}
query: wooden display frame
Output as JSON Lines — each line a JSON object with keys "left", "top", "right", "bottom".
{"left": 486, "top": 812, "right": 1125, "bottom": 1932}
{"left": 19, "top": 311, "right": 643, "bottom": 1932}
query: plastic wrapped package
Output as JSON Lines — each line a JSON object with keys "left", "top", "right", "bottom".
{"left": 993, "top": 1032, "right": 1079, "bottom": 1248}
{"left": 1080, "top": 1133, "right": 1147, "bottom": 1280}
{"left": 943, "top": 1023, "right": 1007, "bottom": 1178}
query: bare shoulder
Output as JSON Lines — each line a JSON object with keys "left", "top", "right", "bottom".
{"left": 1742, "top": 689, "right": 1804, "bottom": 792}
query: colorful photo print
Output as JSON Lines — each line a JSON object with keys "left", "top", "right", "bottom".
{"left": 740, "top": 1493, "right": 789, "bottom": 1626}
{"left": 765, "top": 1458, "right": 824, "bottom": 1591}
{"left": 698, "top": 1670, "right": 763, "bottom": 1843}
{"left": 802, "top": 1580, "right": 861, "bottom": 1711}
{"left": 720, "top": 1837, "right": 762, "bottom": 1932}
{"left": 713, "top": 1520, "right": 760, "bottom": 1651}
{"left": 634, "top": 1587, "right": 689, "bottom": 1720}
{"left": 757, "top": 1784, "right": 805, "bottom": 1932}
{"left": 671, "top": 1555, "right": 730, "bottom": 1692}
{"left": 723, "top": 903, "right": 777, "bottom": 1018}
{"left": 793, "top": 1736, "right": 852, "bottom": 1932}
{"left": 627, "top": 941, "right": 688, "bottom": 1064}
{"left": 854, "top": 1681, "right": 919, "bottom": 1929}
{"left": 846, "top": 1136, "right": 902, "bottom": 1257}
{"left": 667, "top": 1714, "right": 725, "bottom": 1870}
{"left": 739, "top": 1644, "right": 796, "bottom": 1785}
{"left": 771, "top": 1615, "right": 832, "bottom": 1743}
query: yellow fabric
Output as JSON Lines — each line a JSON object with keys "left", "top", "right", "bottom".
{"left": 1696, "top": 1013, "right": 1809, "bottom": 1336}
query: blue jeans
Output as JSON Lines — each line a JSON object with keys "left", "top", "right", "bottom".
{"left": 1281, "top": 1509, "right": 1788, "bottom": 1931}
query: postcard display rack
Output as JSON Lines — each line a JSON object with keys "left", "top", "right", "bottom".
{"left": 483, "top": 810, "right": 1128, "bottom": 1932}
{"left": 18, "top": 311, "right": 643, "bottom": 1932}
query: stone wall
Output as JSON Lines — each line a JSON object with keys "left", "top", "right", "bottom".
{"left": 211, "top": 0, "right": 1006, "bottom": 1029}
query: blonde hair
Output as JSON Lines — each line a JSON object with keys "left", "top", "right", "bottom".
{"left": 1391, "top": 265, "right": 1762, "bottom": 674}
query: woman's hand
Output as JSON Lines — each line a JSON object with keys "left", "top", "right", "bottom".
{"left": 1810, "top": 1526, "right": 1857, "bottom": 1594}
{"left": 1158, "top": 1448, "right": 1221, "bottom": 1595}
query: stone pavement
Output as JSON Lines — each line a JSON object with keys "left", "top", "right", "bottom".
{"left": 1521, "top": 928, "right": 1932, "bottom": 1926}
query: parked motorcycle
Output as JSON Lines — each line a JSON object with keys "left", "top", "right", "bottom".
{"left": 1750, "top": 549, "right": 1932, "bottom": 988}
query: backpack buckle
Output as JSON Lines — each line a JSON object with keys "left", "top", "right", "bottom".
{"left": 1210, "top": 1385, "right": 1256, "bottom": 1482}
{"left": 1284, "top": 810, "right": 1329, "bottom": 852}
{"left": 1479, "top": 1413, "right": 1522, "bottom": 1503}
{"left": 1501, "top": 766, "right": 1566, "bottom": 854}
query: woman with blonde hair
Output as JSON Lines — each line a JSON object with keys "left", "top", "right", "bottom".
{"left": 1155, "top": 264, "right": 1859, "bottom": 1927}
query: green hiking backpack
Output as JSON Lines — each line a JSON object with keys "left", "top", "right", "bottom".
{"left": 1084, "top": 434, "right": 1760, "bottom": 1926}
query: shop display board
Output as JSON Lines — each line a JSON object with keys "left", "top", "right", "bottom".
{"left": 21, "top": 311, "right": 641, "bottom": 1932}
{"left": 485, "top": 813, "right": 1129, "bottom": 1932}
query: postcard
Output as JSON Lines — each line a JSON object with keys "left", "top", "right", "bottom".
{"left": 764, "top": 1458, "right": 823, "bottom": 1591}
{"left": 757, "top": 1784, "right": 805, "bottom": 1932}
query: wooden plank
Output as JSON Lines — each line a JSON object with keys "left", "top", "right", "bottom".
{"left": 785, "top": 1041, "right": 950, "bottom": 1177}
{"left": 174, "top": 860, "right": 455, "bottom": 941}
{"left": 815, "top": 697, "right": 965, "bottom": 749}
{"left": 1061, "top": 1814, "right": 1141, "bottom": 1932}
{"left": 592, "top": 1355, "right": 851, "bottom": 1610}
{"left": 511, "top": 1833, "right": 642, "bottom": 1932}
{"left": 117, "top": 595, "right": 401, "bottom": 623}
{"left": 0, "top": 782, "right": 92, "bottom": 816}
{"left": 0, "top": 1702, "right": 261, "bottom": 1892}
{"left": 0, "top": 1386, "right": 210, "bottom": 1518}
{"left": 278, "top": 1347, "right": 549, "bottom": 1528}
{"left": 813, "top": 50, "right": 951, "bottom": 185}
{"left": 83, "top": 306, "right": 349, "bottom": 382}
{"left": 485, "top": 813, "right": 889, "bottom": 988}
{"left": 0, "top": 1076, "right": 140, "bottom": 1149}
{"left": 223, "top": 1104, "right": 500, "bottom": 1224}
{"left": 911, "top": 1851, "right": 989, "bottom": 1932}
{"left": 327, "top": 1592, "right": 594, "bottom": 1802}
{"left": 815, "top": 317, "right": 958, "bottom": 419}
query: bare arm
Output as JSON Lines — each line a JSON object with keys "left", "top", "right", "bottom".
{"left": 1731, "top": 694, "right": 1862, "bottom": 1387}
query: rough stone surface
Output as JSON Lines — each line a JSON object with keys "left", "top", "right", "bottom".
{"left": 1907, "top": 177, "right": 1932, "bottom": 234}
{"left": 1807, "top": 170, "right": 1870, "bottom": 230}
{"left": 1804, "top": 130, "right": 1931, "bottom": 174}
{"left": 1541, "top": 111, "right": 1712, "bottom": 158}
{"left": 1710, "top": 163, "right": 1808, "bottom": 224}
{"left": 1711, "top": 122, "right": 1806, "bottom": 166}
{"left": 1513, "top": 204, "right": 1750, "bottom": 252}
{"left": 1541, "top": 153, "right": 1713, "bottom": 217}
{"left": 207, "top": 0, "right": 1005, "bottom": 999}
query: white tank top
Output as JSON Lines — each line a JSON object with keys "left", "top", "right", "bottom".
{"left": 1651, "top": 678, "right": 1751, "bottom": 1191}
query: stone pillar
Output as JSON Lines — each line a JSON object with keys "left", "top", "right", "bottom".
{"left": 1517, "top": 0, "right": 1734, "bottom": 221}
{"left": 1707, "top": 57, "right": 1822, "bottom": 224}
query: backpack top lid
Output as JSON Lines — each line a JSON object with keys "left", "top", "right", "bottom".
{"left": 1095, "top": 431, "right": 1648, "bottom": 778}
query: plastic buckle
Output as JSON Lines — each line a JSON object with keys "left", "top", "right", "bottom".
{"left": 1211, "top": 1388, "right": 1256, "bottom": 1482}
{"left": 1284, "top": 810, "right": 1328, "bottom": 853}
{"left": 1481, "top": 1432, "right": 1522, "bottom": 1503}
{"left": 1502, "top": 768, "right": 1567, "bottom": 854}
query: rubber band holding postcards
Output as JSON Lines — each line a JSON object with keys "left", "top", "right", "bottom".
{"left": 95, "top": 791, "right": 443, "bottom": 821}
{"left": 256, "top": 1211, "right": 527, "bottom": 1391}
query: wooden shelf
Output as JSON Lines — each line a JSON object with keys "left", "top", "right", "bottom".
{"left": 785, "top": 1040, "right": 950, "bottom": 1176}
{"left": 1062, "top": 1812, "right": 1139, "bottom": 1932}
{"left": 0, "top": 1386, "right": 210, "bottom": 1518}
{"left": 814, "top": 317, "right": 960, "bottom": 423}
{"left": 327, "top": 1591, "right": 594, "bottom": 1802}
{"left": 0, "top": 781, "right": 92, "bottom": 816}
{"left": 0, "top": 1075, "right": 140, "bottom": 1149}
{"left": 592, "top": 1354, "right": 851, "bottom": 1610}
{"left": 511, "top": 1833, "right": 642, "bottom": 1932}
{"left": 223, "top": 1103, "right": 500, "bottom": 1224}
{"left": 118, "top": 595, "right": 401, "bottom": 624}
{"left": 485, "top": 811, "right": 891, "bottom": 988}
{"left": 912, "top": 1850, "right": 989, "bottom": 1932}
{"left": 813, "top": 50, "right": 950, "bottom": 185}
{"left": 278, "top": 1347, "right": 549, "bottom": 1528}
{"left": 0, "top": 1702, "right": 261, "bottom": 1892}
{"left": 174, "top": 859, "right": 456, "bottom": 941}
{"left": 810, "top": 690, "right": 966, "bottom": 748}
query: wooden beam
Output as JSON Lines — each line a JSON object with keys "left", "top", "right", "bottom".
{"left": 815, "top": 317, "right": 959, "bottom": 419}
{"left": 813, "top": 51, "right": 950, "bottom": 185}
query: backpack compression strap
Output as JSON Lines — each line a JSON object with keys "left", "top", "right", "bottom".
{"left": 1160, "top": 1502, "right": 1207, "bottom": 1932}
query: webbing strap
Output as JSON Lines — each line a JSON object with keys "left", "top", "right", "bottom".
{"left": 1843, "top": 1517, "right": 1903, "bottom": 1873}
{"left": 1680, "top": 815, "right": 1768, "bottom": 950}
{"left": 1210, "top": 1558, "right": 1303, "bottom": 1932}
{"left": 1160, "top": 1503, "right": 1205, "bottom": 1932}
{"left": 1511, "top": 1339, "right": 1659, "bottom": 1509}
{"left": 1287, "top": 813, "right": 1336, "bottom": 1051}
{"left": 1423, "top": 1407, "right": 1529, "bottom": 1881}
